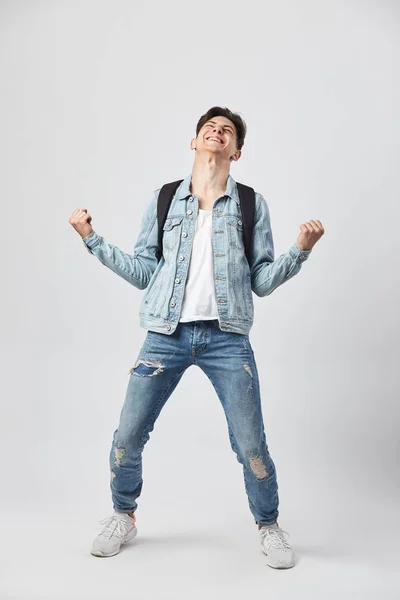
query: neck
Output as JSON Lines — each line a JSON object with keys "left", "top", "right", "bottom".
{"left": 190, "top": 154, "right": 230, "bottom": 198}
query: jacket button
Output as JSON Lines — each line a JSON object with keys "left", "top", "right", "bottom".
{"left": 182, "top": 232, "right": 188, "bottom": 237}
{"left": 238, "top": 219, "right": 242, "bottom": 226}
{"left": 179, "top": 255, "right": 184, "bottom": 261}
{"left": 166, "top": 324, "right": 171, "bottom": 331}
{"left": 167, "top": 218, "right": 172, "bottom": 224}
{"left": 189, "top": 196, "right": 194, "bottom": 202}
{"left": 187, "top": 209, "right": 193, "bottom": 215}
{"left": 175, "top": 278, "right": 180, "bottom": 283}
{"left": 170, "top": 301, "right": 176, "bottom": 307}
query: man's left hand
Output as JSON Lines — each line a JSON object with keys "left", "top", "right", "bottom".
{"left": 296, "top": 220, "right": 325, "bottom": 251}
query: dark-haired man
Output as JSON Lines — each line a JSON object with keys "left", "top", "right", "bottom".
{"left": 69, "top": 106, "right": 324, "bottom": 568}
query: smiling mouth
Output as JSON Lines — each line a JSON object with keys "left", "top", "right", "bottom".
{"left": 207, "top": 137, "right": 223, "bottom": 144}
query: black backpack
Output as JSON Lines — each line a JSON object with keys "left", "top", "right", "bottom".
{"left": 155, "top": 179, "right": 256, "bottom": 265}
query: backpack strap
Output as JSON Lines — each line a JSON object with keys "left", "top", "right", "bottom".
{"left": 156, "top": 179, "right": 184, "bottom": 262}
{"left": 236, "top": 182, "right": 256, "bottom": 265}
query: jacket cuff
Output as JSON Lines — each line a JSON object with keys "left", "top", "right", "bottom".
{"left": 288, "top": 242, "right": 312, "bottom": 263}
{"left": 82, "top": 231, "right": 101, "bottom": 253}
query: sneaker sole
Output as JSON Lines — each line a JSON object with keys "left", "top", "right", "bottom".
{"left": 262, "top": 548, "right": 296, "bottom": 569}
{"left": 91, "top": 526, "right": 138, "bottom": 557}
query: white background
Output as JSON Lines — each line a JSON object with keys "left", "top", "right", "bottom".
{"left": 1, "top": 1, "right": 399, "bottom": 598}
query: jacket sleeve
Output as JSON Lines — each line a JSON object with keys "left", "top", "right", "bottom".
{"left": 81, "top": 189, "right": 160, "bottom": 290}
{"left": 249, "top": 193, "right": 312, "bottom": 297}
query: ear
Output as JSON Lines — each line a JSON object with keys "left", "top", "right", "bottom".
{"left": 190, "top": 137, "right": 197, "bottom": 151}
{"left": 230, "top": 149, "right": 242, "bottom": 162}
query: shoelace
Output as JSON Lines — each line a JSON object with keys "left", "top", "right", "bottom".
{"left": 259, "top": 526, "right": 292, "bottom": 551}
{"left": 99, "top": 514, "right": 133, "bottom": 540}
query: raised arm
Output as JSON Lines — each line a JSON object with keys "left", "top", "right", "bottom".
{"left": 79, "top": 190, "right": 160, "bottom": 290}
{"left": 249, "top": 193, "right": 312, "bottom": 297}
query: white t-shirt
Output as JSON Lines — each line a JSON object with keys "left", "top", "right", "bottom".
{"left": 179, "top": 208, "right": 219, "bottom": 322}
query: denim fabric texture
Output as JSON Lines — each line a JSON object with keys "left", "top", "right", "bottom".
{"left": 111, "top": 319, "right": 279, "bottom": 526}
{"left": 82, "top": 173, "right": 311, "bottom": 336}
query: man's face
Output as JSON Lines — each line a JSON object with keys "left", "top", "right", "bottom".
{"left": 191, "top": 116, "right": 241, "bottom": 162}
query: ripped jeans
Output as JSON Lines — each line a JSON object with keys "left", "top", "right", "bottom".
{"left": 109, "top": 319, "right": 279, "bottom": 526}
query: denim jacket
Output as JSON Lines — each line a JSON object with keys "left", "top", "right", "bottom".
{"left": 82, "top": 173, "right": 312, "bottom": 335}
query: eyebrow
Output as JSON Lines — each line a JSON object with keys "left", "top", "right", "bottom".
{"left": 206, "top": 120, "right": 234, "bottom": 132}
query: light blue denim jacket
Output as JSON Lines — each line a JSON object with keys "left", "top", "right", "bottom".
{"left": 82, "top": 173, "right": 312, "bottom": 335}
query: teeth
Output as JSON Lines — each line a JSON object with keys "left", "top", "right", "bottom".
{"left": 209, "top": 137, "right": 221, "bottom": 143}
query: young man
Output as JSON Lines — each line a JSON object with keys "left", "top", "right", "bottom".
{"left": 69, "top": 107, "right": 324, "bottom": 568}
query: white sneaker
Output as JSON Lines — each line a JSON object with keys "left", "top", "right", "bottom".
{"left": 259, "top": 522, "right": 295, "bottom": 569}
{"left": 91, "top": 510, "right": 137, "bottom": 557}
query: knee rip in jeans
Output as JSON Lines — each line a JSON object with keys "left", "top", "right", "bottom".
{"left": 128, "top": 359, "right": 164, "bottom": 377}
{"left": 250, "top": 455, "right": 269, "bottom": 479}
{"left": 114, "top": 447, "right": 126, "bottom": 467}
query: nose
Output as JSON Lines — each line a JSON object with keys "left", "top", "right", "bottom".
{"left": 213, "top": 125, "right": 223, "bottom": 135}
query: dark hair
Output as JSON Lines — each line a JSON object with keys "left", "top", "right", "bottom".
{"left": 195, "top": 106, "right": 247, "bottom": 150}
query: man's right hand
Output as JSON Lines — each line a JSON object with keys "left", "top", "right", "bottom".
{"left": 69, "top": 208, "right": 94, "bottom": 239}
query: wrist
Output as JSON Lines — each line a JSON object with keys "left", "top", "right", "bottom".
{"left": 296, "top": 243, "right": 312, "bottom": 252}
{"left": 81, "top": 229, "right": 94, "bottom": 240}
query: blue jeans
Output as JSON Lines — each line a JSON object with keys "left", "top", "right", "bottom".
{"left": 109, "top": 319, "right": 279, "bottom": 526}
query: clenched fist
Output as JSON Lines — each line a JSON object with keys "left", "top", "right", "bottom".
{"left": 69, "top": 208, "right": 93, "bottom": 239}
{"left": 296, "top": 220, "right": 324, "bottom": 251}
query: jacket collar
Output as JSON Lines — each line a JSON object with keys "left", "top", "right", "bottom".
{"left": 174, "top": 173, "right": 240, "bottom": 204}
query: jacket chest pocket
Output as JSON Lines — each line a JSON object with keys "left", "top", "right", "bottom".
{"left": 226, "top": 215, "right": 244, "bottom": 250}
{"left": 163, "top": 216, "right": 184, "bottom": 250}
